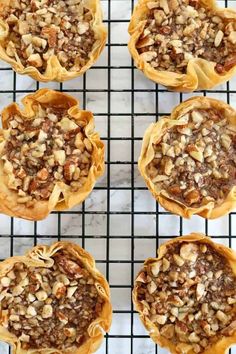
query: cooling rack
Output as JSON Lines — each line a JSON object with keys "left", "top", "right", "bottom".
{"left": 0, "top": 0, "right": 236, "bottom": 353}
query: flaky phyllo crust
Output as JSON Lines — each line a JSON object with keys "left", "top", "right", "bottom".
{"left": 0, "top": 241, "right": 112, "bottom": 354}
{"left": 138, "top": 96, "right": 236, "bottom": 219}
{"left": 0, "top": 89, "right": 105, "bottom": 220}
{"left": 128, "top": 0, "right": 236, "bottom": 92}
{"left": 0, "top": 0, "right": 107, "bottom": 82}
{"left": 133, "top": 233, "right": 236, "bottom": 354}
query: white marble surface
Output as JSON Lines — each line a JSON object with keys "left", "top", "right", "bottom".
{"left": 0, "top": 0, "right": 236, "bottom": 353}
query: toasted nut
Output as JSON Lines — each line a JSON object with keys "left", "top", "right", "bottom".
{"left": 189, "top": 150, "right": 204, "bottom": 163}
{"left": 27, "top": 53, "right": 43, "bottom": 68}
{"left": 19, "top": 333, "right": 30, "bottom": 342}
{"left": 63, "top": 327, "right": 76, "bottom": 337}
{"left": 35, "top": 290, "right": 48, "bottom": 301}
{"left": 9, "top": 314, "right": 20, "bottom": 322}
{"left": 160, "top": 324, "right": 174, "bottom": 339}
{"left": 216, "top": 310, "right": 228, "bottom": 323}
{"left": 42, "top": 304, "right": 53, "bottom": 318}
{"left": 67, "top": 286, "right": 77, "bottom": 298}
{"left": 37, "top": 168, "right": 49, "bottom": 181}
{"left": 57, "top": 311, "right": 68, "bottom": 324}
{"left": 214, "top": 30, "right": 224, "bottom": 47}
{"left": 173, "top": 254, "right": 185, "bottom": 266}
{"left": 12, "top": 285, "right": 24, "bottom": 296}
{"left": 156, "top": 314, "right": 167, "bottom": 325}
{"left": 169, "top": 295, "right": 184, "bottom": 307}
{"left": 1, "top": 277, "right": 11, "bottom": 287}
{"left": 147, "top": 281, "right": 157, "bottom": 294}
{"left": 180, "top": 243, "right": 199, "bottom": 262}
{"left": 162, "top": 258, "right": 170, "bottom": 272}
{"left": 196, "top": 283, "right": 205, "bottom": 301}
{"left": 228, "top": 31, "right": 236, "bottom": 44}
{"left": 189, "top": 332, "right": 201, "bottom": 343}
{"left": 191, "top": 111, "right": 203, "bottom": 124}
{"left": 27, "top": 293, "right": 36, "bottom": 302}
{"left": 52, "top": 281, "right": 66, "bottom": 299}
{"left": 136, "top": 272, "right": 147, "bottom": 283}
{"left": 54, "top": 150, "right": 66, "bottom": 165}
{"left": 57, "top": 274, "right": 70, "bottom": 285}
{"left": 26, "top": 305, "right": 37, "bottom": 317}
{"left": 170, "top": 307, "right": 178, "bottom": 317}
{"left": 151, "top": 261, "right": 162, "bottom": 276}
{"left": 140, "top": 51, "right": 157, "bottom": 62}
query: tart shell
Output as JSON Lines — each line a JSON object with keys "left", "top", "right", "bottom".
{"left": 133, "top": 233, "right": 236, "bottom": 354}
{"left": 0, "top": 241, "right": 112, "bottom": 354}
{"left": 138, "top": 96, "right": 236, "bottom": 219}
{"left": 128, "top": 0, "right": 236, "bottom": 92}
{"left": 0, "top": 0, "right": 107, "bottom": 82}
{"left": 0, "top": 89, "right": 105, "bottom": 221}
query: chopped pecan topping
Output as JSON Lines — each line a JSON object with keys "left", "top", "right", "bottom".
{"left": 147, "top": 108, "right": 236, "bottom": 207}
{"left": 1, "top": 0, "right": 95, "bottom": 72}
{"left": 137, "top": 0, "right": 236, "bottom": 74}
{"left": 135, "top": 242, "right": 236, "bottom": 353}
{"left": 1, "top": 104, "right": 93, "bottom": 206}
{"left": 0, "top": 250, "right": 103, "bottom": 350}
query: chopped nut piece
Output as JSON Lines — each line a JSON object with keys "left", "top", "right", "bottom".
{"left": 180, "top": 243, "right": 198, "bottom": 262}
{"left": 156, "top": 314, "right": 167, "bottom": 325}
{"left": 42, "top": 304, "right": 53, "bottom": 319}
{"left": 173, "top": 254, "right": 185, "bottom": 266}
{"left": 147, "top": 281, "right": 157, "bottom": 294}
{"left": 196, "top": 283, "right": 205, "bottom": 301}
{"left": 151, "top": 261, "right": 162, "bottom": 276}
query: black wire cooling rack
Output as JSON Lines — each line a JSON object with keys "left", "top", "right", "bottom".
{"left": 0, "top": 0, "right": 236, "bottom": 353}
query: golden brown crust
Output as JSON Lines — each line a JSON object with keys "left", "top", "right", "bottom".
{"left": 128, "top": 0, "right": 236, "bottom": 92}
{"left": 133, "top": 233, "right": 236, "bottom": 354}
{"left": 0, "top": 241, "right": 112, "bottom": 354}
{"left": 138, "top": 96, "right": 236, "bottom": 219}
{"left": 0, "top": 89, "right": 105, "bottom": 220}
{"left": 0, "top": 0, "right": 107, "bottom": 82}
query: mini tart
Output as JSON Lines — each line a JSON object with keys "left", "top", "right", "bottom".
{"left": 0, "top": 241, "right": 112, "bottom": 354}
{"left": 0, "top": 0, "right": 107, "bottom": 82}
{"left": 139, "top": 96, "right": 236, "bottom": 219}
{"left": 133, "top": 233, "right": 236, "bottom": 354}
{"left": 128, "top": 0, "right": 236, "bottom": 92}
{"left": 0, "top": 89, "right": 104, "bottom": 221}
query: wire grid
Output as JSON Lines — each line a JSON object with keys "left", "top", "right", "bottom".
{"left": 0, "top": 0, "right": 236, "bottom": 353}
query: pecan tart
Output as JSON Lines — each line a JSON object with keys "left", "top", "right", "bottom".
{"left": 133, "top": 233, "right": 236, "bottom": 354}
{"left": 128, "top": 0, "right": 236, "bottom": 92}
{"left": 0, "top": 241, "right": 112, "bottom": 354}
{"left": 0, "top": 89, "right": 104, "bottom": 220}
{"left": 0, "top": 0, "right": 107, "bottom": 82}
{"left": 139, "top": 96, "right": 236, "bottom": 219}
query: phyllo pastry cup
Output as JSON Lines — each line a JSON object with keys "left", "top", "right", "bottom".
{"left": 0, "top": 0, "right": 107, "bottom": 82}
{"left": 0, "top": 89, "right": 104, "bottom": 220}
{"left": 133, "top": 233, "right": 236, "bottom": 354}
{"left": 128, "top": 0, "right": 236, "bottom": 92}
{"left": 0, "top": 241, "right": 112, "bottom": 354}
{"left": 139, "top": 96, "right": 236, "bottom": 219}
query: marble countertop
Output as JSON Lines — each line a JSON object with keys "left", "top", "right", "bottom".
{"left": 0, "top": 0, "right": 236, "bottom": 353}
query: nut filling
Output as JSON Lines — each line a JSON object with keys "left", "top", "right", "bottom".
{"left": 0, "top": 251, "right": 104, "bottom": 350}
{"left": 1, "top": 104, "right": 93, "bottom": 206}
{"left": 135, "top": 242, "right": 236, "bottom": 353}
{"left": 1, "top": 0, "right": 96, "bottom": 72}
{"left": 137, "top": 0, "right": 236, "bottom": 74}
{"left": 147, "top": 108, "right": 236, "bottom": 207}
